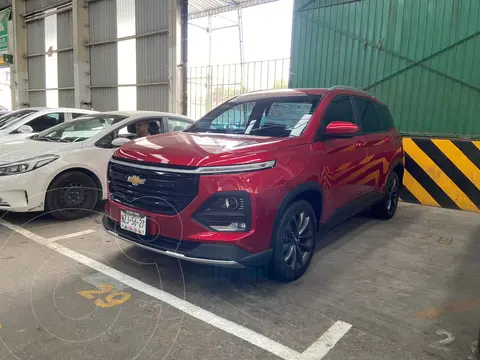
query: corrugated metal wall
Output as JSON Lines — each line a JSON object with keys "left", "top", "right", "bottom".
{"left": 57, "top": 10, "right": 74, "bottom": 107}
{"left": 89, "top": 0, "right": 118, "bottom": 111}
{"left": 87, "top": 0, "right": 170, "bottom": 111}
{"left": 290, "top": 0, "right": 480, "bottom": 138}
{"left": 20, "top": 0, "right": 172, "bottom": 110}
{"left": 26, "top": 19, "right": 45, "bottom": 103}
{"left": 135, "top": 0, "right": 169, "bottom": 110}
{"left": 26, "top": 0, "right": 63, "bottom": 13}
{"left": 26, "top": 9, "right": 68, "bottom": 107}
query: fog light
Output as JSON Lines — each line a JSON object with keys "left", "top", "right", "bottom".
{"left": 224, "top": 197, "right": 239, "bottom": 210}
{"left": 193, "top": 192, "right": 251, "bottom": 232}
{"left": 210, "top": 222, "right": 247, "bottom": 232}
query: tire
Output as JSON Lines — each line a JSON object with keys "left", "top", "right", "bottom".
{"left": 372, "top": 172, "right": 400, "bottom": 220}
{"left": 270, "top": 200, "right": 317, "bottom": 282}
{"left": 45, "top": 171, "right": 99, "bottom": 221}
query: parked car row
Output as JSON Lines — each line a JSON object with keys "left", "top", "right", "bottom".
{"left": 0, "top": 110, "right": 193, "bottom": 219}
{"left": 0, "top": 87, "right": 404, "bottom": 280}
{"left": 0, "top": 107, "right": 98, "bottom": 143}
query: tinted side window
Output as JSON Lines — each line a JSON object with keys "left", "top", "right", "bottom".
{"left": 377, "top": 104, "right": 394, "bottom": 130}
{"left": 354, "top": 98, "right": 383, "bottom": 133}
{"left": 72, "top": 112, "right": 87, "bottom": 119}
{"left": 168, "top": 118, "right": 191, "bottom": 132}
{"left": 27, "top": 113, "right": 65, "bottom": 132}
{"left": 322, "top": 96, "right": 356, "bottom": 129}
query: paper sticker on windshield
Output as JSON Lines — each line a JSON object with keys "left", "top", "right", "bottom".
{"left": 265, "top": 103, "right": 313, "bottom": 126}
{"left": 290, "top": 114, "right": 312, "bottom": 136}
{"left": 245, "top": 120, "right": 257, "bottom": 135}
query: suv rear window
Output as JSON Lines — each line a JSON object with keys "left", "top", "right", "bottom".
{"left": 376, "top": 103, "right": 395, "bottom": 130}
{"left": 187, "top": 95, "right": 323, "bottom": 137}
{"left": 354, "top": 97, "right": 383, "bottom": 133}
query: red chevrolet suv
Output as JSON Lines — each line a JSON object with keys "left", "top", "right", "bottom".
{"left": 103, "top": 87, "right": 404, "bottom": 281}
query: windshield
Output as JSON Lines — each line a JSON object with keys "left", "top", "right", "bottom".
{"left": 0, "top": 109, "right": 38, "bottom": 130}
{"left": 34, "top": 115, "right": 127, "bottom": 143}
{"left": 186, "top": 95, "right": 323, "bottom": 137}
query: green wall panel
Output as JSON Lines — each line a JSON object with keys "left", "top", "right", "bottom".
{"left": 290, "top": 0, "right": 480, "bottom": 138}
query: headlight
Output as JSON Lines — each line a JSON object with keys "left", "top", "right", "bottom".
{"left": 196, "top": 160, "right": 275, "bottom": 175}
{"left": 0, "top": 155, "right": 59, "bottom": 176}
{"left": 193, "top": 192, "right": 251, "bottom": 232}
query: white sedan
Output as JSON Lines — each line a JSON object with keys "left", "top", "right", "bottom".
{"left": 0, "top": 107, "right": 97, "bottom": 142}
{"left": 0, "top": 111, "right": 194, "bottom": 220}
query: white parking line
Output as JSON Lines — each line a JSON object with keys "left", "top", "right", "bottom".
{"left": 46, "top": 229, "right": 96, "bottom": 243}
{"left": 0, "top": 218, "right": 351, "bottom": 360}
{"left": 302, "top": 321, "right": 352, "bottom": 358}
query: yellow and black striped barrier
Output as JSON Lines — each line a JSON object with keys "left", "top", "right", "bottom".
{"left": 400, "top": 137, "right": 480, "bottom": 213}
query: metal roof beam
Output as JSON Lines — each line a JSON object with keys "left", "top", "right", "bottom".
{"left": 188, "top": 0, "right": 278, "bottom": 20}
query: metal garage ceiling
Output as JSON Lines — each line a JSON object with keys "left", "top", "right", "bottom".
{"left": 188, "top": 0, "right": 278, "bottom": 20}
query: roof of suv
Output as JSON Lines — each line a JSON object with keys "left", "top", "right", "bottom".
{"left": 233, "top": 87, "right": 385, "bottom": 105}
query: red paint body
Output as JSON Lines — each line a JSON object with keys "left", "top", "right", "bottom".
{"left": 105, "top": 88, "right": 404, "bottom": 255}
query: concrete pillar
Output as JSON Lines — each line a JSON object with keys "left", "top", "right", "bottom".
{"left": 72, "top": 0, "right": 91, "bottom": 109}
{"left": 168, "top": 0, "right": 186, "bottom": 115}
{"left": 11, "top": 0, "right": 28, "bottom": 108}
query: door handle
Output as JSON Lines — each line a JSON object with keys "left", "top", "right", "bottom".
{"left": 355, "top": 141, "right": 365, "bottom": 148}
{"left": 384, "top": 137, "right": 391, "bottom": 142}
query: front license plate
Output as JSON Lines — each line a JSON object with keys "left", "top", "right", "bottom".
{"left": 120, "top": 211, "right": 147, "bottom": 235}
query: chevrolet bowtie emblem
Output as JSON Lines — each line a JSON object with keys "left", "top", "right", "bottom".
{"left": 127, "top": 175, "right": 146, "bottom": 186}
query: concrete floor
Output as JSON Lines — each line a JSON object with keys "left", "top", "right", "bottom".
{"left": 0, "top": 203, "right": 478, "bottom": 360}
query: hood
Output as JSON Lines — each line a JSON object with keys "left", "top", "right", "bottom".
{"left": 114, "top": 132, "right": 295, "bottom": 167}
{"left": 0, "top": 138, "right": 82, "bottom": 164}
{"left": 0, "top": 133, "right": 36, "bottom": 144}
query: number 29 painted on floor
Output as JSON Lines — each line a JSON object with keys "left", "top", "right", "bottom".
{"left": 77, "top": 284, "right": 131, "bottom": 308}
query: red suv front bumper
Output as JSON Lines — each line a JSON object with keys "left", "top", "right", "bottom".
{"left": 103, "top": 163, "right": 283, "bottom": 267}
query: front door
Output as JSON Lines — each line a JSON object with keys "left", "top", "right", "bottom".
{"left": 315, "top": 95, "right": 369, "bottom": 220}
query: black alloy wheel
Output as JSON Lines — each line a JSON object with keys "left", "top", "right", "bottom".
{"left": 271, "top": 200, "right": 317, "bottom": 282}
{"left": 283, "top": 211, "right": 315, "bottom": 271}
{"left": 372, "top": 172, "right": 400, "bottom": 219}
{"left": 386, "top": 175, "right": 399, "bottom": 213}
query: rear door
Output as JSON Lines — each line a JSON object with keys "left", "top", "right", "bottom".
{"left": 316, "top": 95, "right": 369, "bottom": 217}
{"left": 352, "top": 97, "right": 396, "bottom": 192}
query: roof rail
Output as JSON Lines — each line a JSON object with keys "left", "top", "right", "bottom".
{"left": 328, "top": 85, "right": 373, "bottom": 97}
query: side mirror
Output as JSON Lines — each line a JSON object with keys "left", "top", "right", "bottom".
{"left": 111, "top": 137, "right": 132, "bottom": 147}
{"left": 325, "top": 121, "right": 360, "bottom": 135}
{"left": 17, "top": 124, "right": 34, "bottom": 134}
